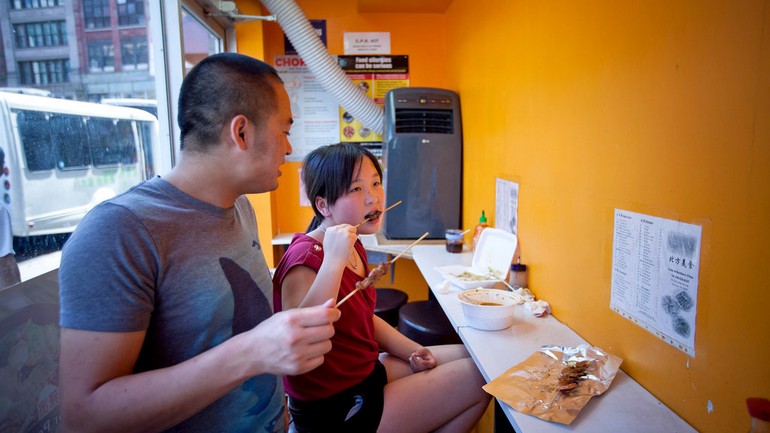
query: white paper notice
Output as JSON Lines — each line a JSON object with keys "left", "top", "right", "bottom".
{"left": 495, "top": 179, "right": 519, "bottom": 235}
{"left": 274, "top": 55, "right": 341, "bottom": 161}
{"left": 343, "top": 32, "right": 390, "bottom": 54}
{"left": 610, "top": 209, "right": 701, "bottom": 356}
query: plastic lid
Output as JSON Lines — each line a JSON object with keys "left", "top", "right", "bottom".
{"left": 510, "top": 263, "right": 527, "bottom": 271}
{"left": 472, "top": 228, "right": 518, "bottom": 277}
{"left": 479, "top": 210, "right": 487, "bottom": 223}
{"left": 747, "top": 398, "right": 770, "bottom": 421}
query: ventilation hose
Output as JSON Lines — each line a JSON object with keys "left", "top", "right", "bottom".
{"left": 260, "top": 0, "right": 384, "bottom": 134}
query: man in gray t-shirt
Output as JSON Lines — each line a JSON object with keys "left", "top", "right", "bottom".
{"left": 58, "top": 53, "right": 340, "bottom": 433}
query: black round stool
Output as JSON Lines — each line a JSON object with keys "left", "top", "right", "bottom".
{"left": 397, "top": 299, "right": 461, "bottom": 346}
{"left": 375, "top": 288, "right": 409, "bottom": 327}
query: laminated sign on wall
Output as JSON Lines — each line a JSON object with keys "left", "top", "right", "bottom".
{"left": 274, "top": 55, "right": 341, "bottom": 161}
{"left": 337, "top": 55, "right": 409, "bottom": 144}
{"left": 610, "top": 209, "right": 702, "bottom": 356}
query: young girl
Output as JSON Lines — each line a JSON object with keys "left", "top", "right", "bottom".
{"left": 272, "top": 143, "right": 490, "bottom": 432}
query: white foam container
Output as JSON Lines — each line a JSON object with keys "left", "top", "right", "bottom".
{"left": 435, "top": 228, "right": 518, "bottom": 290}
{"left": 457, "top": 288, "right": 519, "bottom": 330}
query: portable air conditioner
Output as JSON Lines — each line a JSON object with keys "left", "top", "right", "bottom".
{"left": 382, "top": 88, "right": 462, "bottom": 239}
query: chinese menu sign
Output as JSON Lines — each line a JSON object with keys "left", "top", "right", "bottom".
{"left": 610, "top": 209, "right": 701, "bottom": 356}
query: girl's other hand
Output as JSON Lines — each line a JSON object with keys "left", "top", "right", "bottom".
{"left": 409, "top": 347, "right": 437, "bottom": 372}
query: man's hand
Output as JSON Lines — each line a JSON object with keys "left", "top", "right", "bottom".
{"left": 245, "top": 299, "right": 340, "bottom": 376}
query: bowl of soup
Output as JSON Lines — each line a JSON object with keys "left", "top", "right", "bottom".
{"left": 457, "top": 289, "right": 518, "bottom": 330}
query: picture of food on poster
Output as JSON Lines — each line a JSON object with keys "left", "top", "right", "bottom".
{"left": 337, "top": 55, "right": 409, "bottom": 143}
{"left": 274, "top": 54, "right": 342, "bottom": 161}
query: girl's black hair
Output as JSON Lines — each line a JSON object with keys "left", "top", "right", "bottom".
{"left": 302, "top": 143, "right": 383, "bottom": 232}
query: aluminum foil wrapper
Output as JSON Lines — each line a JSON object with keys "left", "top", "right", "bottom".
{"left": 482, "top": 344, "right": 623, "bottom": 425}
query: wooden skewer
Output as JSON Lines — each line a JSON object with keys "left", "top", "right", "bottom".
{"left": 336, "top": 231, "right": 429, "bottom": 308}
{"left": 353, "top": 200, "right": 402, "bottom": 228}
{"left": 335, "top": 284, "right": 363, "bottom": 307}
{"left": 388, "top": 231, "right": 429, "bottom": 264}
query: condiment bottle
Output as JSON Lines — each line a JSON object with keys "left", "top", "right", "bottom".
{"left": 747, "top": 398, "right": 770, "bottom": 433}
{"left": 472, "top": 210, "right": 489, "bottom": 251}
{"left": 508, "top": 260, "right": 528, "bottom": 289}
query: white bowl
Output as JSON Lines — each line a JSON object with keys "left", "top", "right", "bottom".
{"left": 457, "top": 289, "right": 517, "bottom": 330}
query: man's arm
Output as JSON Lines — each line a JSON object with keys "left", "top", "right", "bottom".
{"left": 59, "top": 301, "right": 340, "bottom": 433}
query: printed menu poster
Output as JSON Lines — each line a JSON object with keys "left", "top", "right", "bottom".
{"left": 610, "top": 209, "right": 702, "bottom": 356}
{"left": 274, "top": 55, "right": 341, "bottom": 161}
{"left": 337, "top": 55, "right": 409, "bottom": 143}
{"left": 495, "top": 178, "right": 519, "bottom": 235}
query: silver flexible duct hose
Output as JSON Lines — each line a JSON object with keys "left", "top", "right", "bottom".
{"left": 260, "top": 0, "right": 384, "bottom": 134}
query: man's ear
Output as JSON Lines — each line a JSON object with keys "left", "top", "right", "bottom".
{"left": 230, "top": 115, "right": 249, "bottom": 148}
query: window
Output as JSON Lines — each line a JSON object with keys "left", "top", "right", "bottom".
{"left": 88, "top": 40, "right": 115, "bottom": 72}
{"left": 18, "top": 59, "right": 70, "bottom": 85}
{"left": 181, "top": 8, "right": 222, "bottom": 73}
{"left": 117, "top": 0, "right": 145, "bottom": 26}
{"left": 120, "top": 37, "right": 149, "bottom": 70}
{"left": 17, "top": 110, "right": 56, "bottom": 172}
{"left": 83, "top": 0, "right": 112, "bottom": 29}
{"left": 52, "top": 115, "right": 91, "bottom": 169}
{"left": 10, "top": 0, "right": 62, "bottom": 9}
{"left": 13, "top": 21, "right": 68, "bottom": 48}
{"left": 2, "top": 0, "right": 227, "bottom": 280}
{"left": 88, "top": 118, "right": 136, "bottom": 166}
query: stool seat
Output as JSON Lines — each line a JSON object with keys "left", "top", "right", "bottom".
{"left": 375, "top": 288, "right": 408, "bottom": 327}
{"left": 398, "top": 300, "right": 461, "bottom": 346}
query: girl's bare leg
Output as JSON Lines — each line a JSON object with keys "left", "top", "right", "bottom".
{"left": 378, "top": 345, "right": 491, "bottom": 433}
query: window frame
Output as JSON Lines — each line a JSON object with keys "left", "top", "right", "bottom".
{"left": 150, "top": 0, "right": 232, "bottom": 169}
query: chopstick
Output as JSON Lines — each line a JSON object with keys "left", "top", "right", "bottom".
{"left": 494, "top": 276, "right": 525, "bottom": 303}
{"left": 335, "top": 231, "right": 429, "bottom": 308}
{"left": 353, "top": 200, "right": 402, "bottom": 228}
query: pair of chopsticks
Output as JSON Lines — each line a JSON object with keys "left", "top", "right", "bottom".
{"left": 336, "top": 231, "right": 429, "bottom": 308}
{"left": 353, "top": 200, "right": 402, "bottom": 228}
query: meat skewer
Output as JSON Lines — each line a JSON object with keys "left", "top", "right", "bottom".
{"left": 353, "top": 200, "right": 402, "bottom": 228}
{"left": 336, "top": 231, "right": 429, "bottom": 307}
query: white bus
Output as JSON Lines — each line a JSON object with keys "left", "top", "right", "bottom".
{"left": 0, "top": 92, "right": 160, "bottom": 240}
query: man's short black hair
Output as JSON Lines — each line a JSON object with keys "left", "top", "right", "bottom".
{"left": 177, "top": 52, "right": 283, "bottom": 151}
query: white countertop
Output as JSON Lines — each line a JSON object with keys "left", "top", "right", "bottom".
{"left": 411, "top": 244, "right": 696, "bottom": 433}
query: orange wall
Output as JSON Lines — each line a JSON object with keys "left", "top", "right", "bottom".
{"left": 443, "top": 1, "right": 770, "bottom": 432}
{"left": 239, "top": 0, "right": 769, "bottom": 431}
{"left": 236, "top": 3, "right": 274, "bottom": 266}
{"left": 259, "top": 0, "right": 450, "bottom": 242}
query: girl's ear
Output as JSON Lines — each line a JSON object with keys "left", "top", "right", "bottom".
{"left": 315, "top": 196, "right": 331, "bottom": 217}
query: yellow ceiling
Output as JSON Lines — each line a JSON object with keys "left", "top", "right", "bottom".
{"left": 356, "top": 0, "right": 454, "bottom": 13}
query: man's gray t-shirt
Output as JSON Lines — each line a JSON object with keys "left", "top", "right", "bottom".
{"left": 59, "top": 177, "right": 284, "bottom": 433}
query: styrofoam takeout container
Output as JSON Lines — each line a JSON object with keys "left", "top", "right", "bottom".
{"left": 435, "top": 228, "right": 518, "bottom": 290}
{"left": 457, "top": 289, "right": 518, "bottom": 330}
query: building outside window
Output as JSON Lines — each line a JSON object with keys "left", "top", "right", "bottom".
{"left": 84, "top": 0, "right": 112, "bottom": 29}
{"left": 13, "top": 21, "right": 68, "bottom": 48}
{"left": 87, "top": 40, "right": 115, "bottom": 72}
{"left": 10, "top": 0, "right": 62, "bottom": 9}
{"left": 117, "top": 0, "right": 145, "bottom": 26}
{"left": 120, "top": 37, "right": 149, "bottom": 70}
{"left": 18, "top": 59, "right": 70, "bottom": 85}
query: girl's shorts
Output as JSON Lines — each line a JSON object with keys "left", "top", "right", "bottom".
{"left": 288, "top": 361, "right": 387, "bottom": 433}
